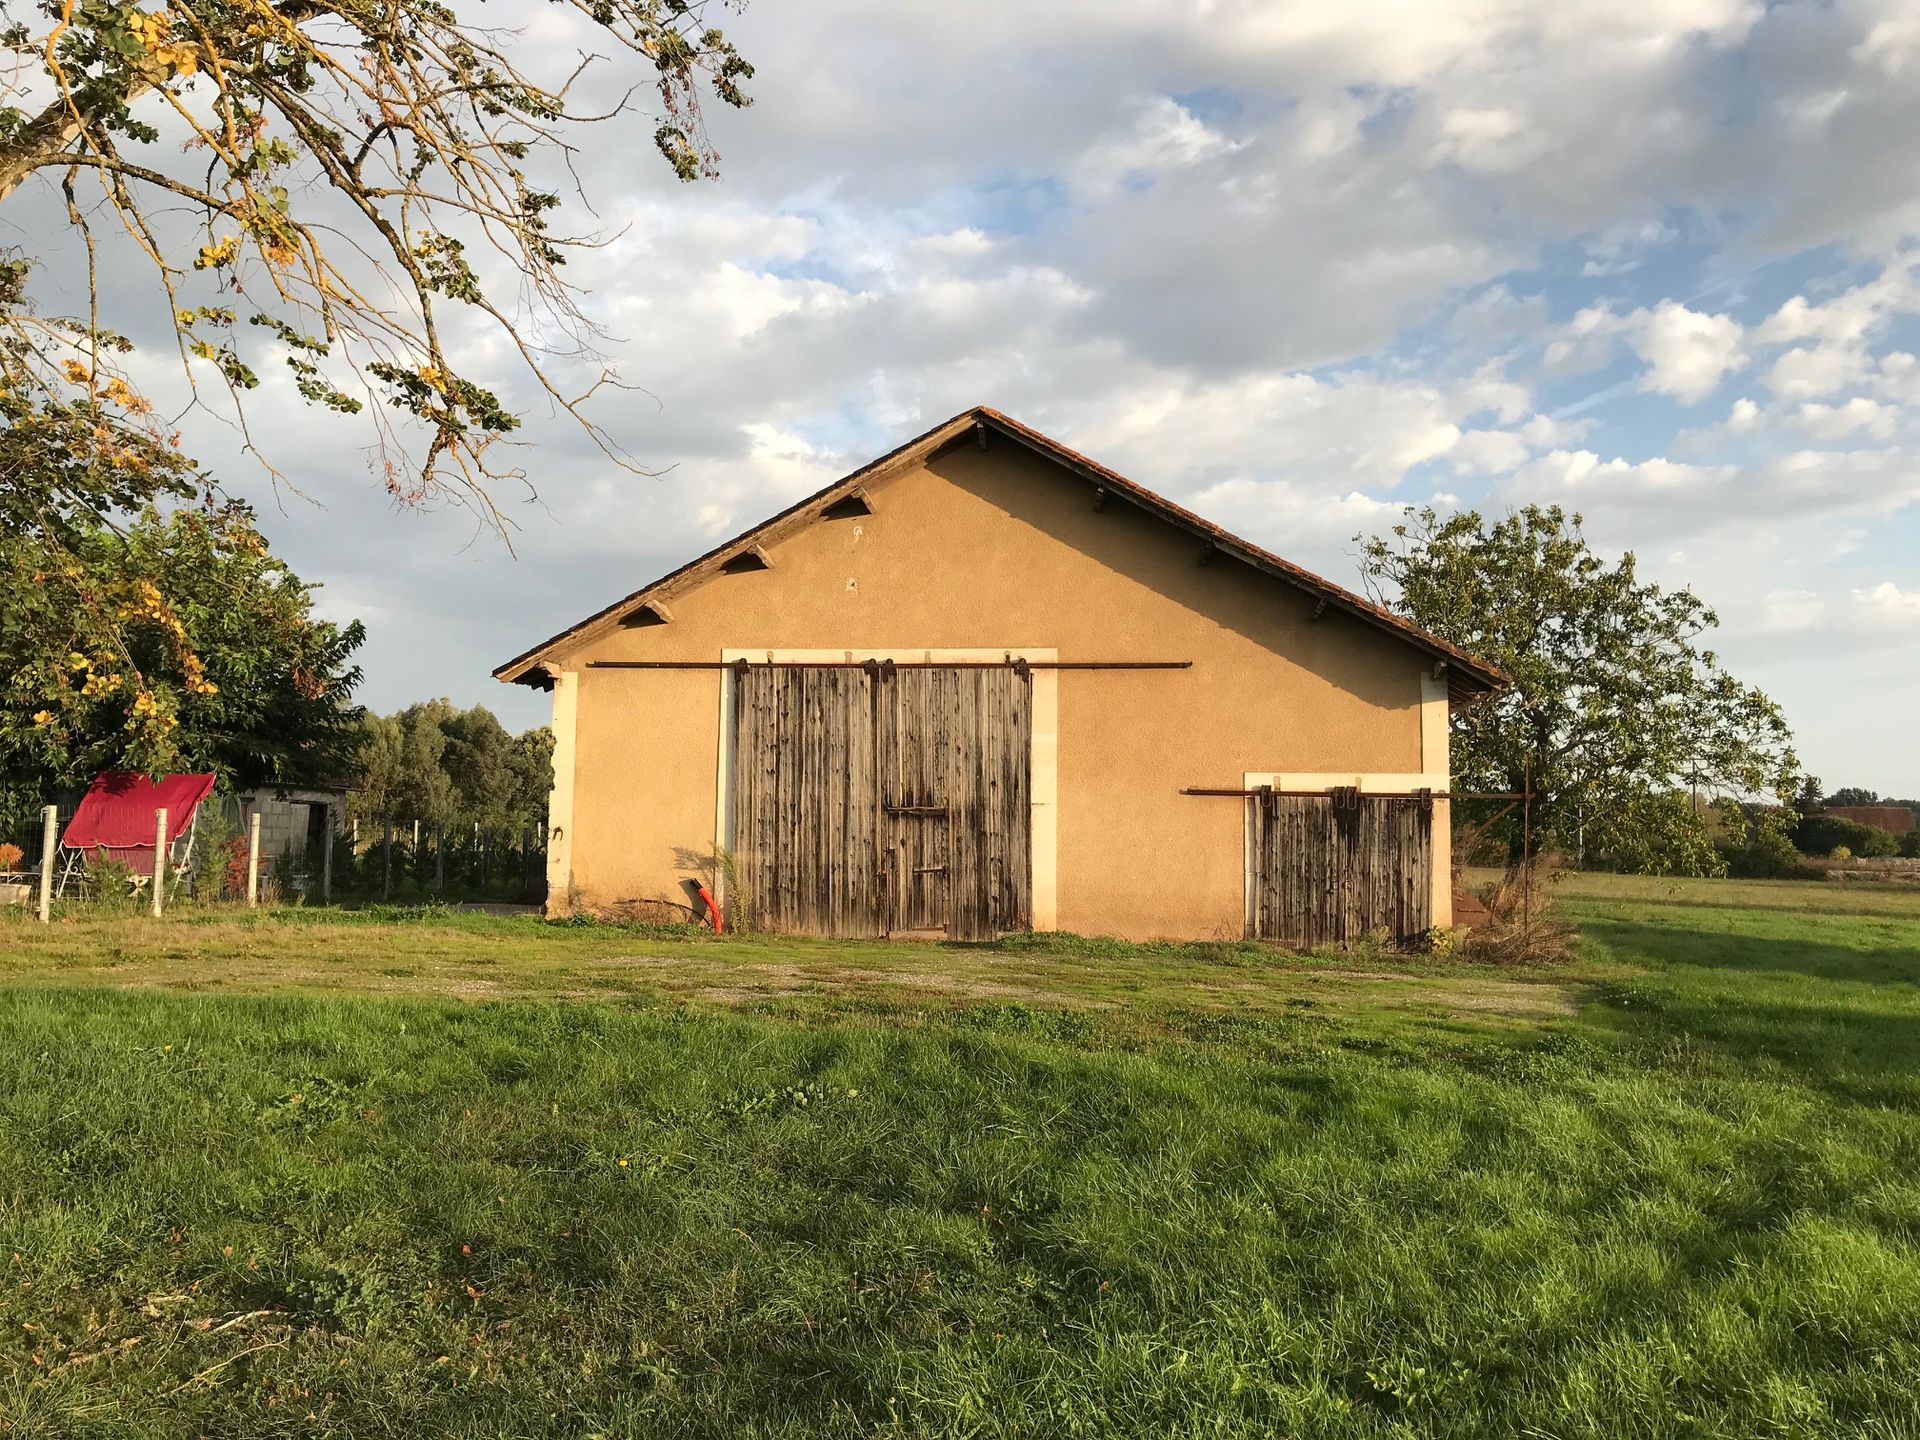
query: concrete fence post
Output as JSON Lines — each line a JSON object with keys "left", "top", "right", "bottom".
{"left": 37, "top": 805, "right": 56, "bottom": 923}
{"left": 321, "top": 804, "right": 334, "bottom": 906}
{"left": 152, "top": 808, "right": 168, "bottom": 918}
{"left": 247, "top": 811, "right": 262, "bottom": 908}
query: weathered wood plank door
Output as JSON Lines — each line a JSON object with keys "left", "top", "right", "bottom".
{"left": 730, "top": 666, "right": 880, "bottom": 936}
{"left": 1251, "top": 790, "right": 1432, "bottom": 948}
{"left": 730, "top": 664, "right": 1031, "bottom": 939}
{"left": 878, "top": 668, "right": 1031, "bottom": 940}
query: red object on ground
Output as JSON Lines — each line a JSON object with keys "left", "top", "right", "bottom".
{"left": 696, "top": 883, "right": 724, "bottom": 934}
{"left": 62, "top": 772, "right": 217, "bottom": 876}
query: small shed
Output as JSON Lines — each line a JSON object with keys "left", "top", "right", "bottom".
{"left": 496, "top": 407, "right": 1505, "bottom": 944}
{"left": 234, "top": 785, "right": 349, "bottom": 865}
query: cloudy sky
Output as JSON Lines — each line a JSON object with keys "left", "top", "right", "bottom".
{"left": 31, "top": 0, "right": 1920, "bottom": 793}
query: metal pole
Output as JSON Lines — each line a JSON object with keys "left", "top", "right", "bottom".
{"left": 152, "top": 807, "right": 168, "bottom": 917}
{"left": 1521, "top": 756, "right": 1532, "bottom": 941}
{"left": 247, "top": 811, "right": 262, "bottom": 908}
{"left": 321, "top": 804, "right": 334, "bottom": 905}
{"left": 37, "top": 805, "right": 56, "bottom": 923}
{"left": 588, "top": 659, "right": 1194, "bottom": 671}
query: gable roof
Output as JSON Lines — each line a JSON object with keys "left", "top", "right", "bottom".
{"left": 494, "top": 406, "right": 1508, "bottom": 699}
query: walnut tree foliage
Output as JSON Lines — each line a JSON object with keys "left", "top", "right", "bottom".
{"left": 0, "top": 0, "right": 749, "bottom": 782}
{"left": 0, "top": 0, "right": 754, "bottom": 513}
{"left": 1358, "top": 505, "right": 1799, "bottom": 876}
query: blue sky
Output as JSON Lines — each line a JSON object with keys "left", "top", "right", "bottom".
{"left": 53, "top": 0, "right": 1920, "bottom": 794}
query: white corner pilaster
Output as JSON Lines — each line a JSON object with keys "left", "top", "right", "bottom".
{"left": 1421, "top": 671, "right": 1453, "bottom": 926}
{"left": 545, "top": 665, "right": 579, "bottom": 916}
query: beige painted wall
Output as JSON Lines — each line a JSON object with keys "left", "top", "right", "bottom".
{"left": 548, "top": 439, "right": 1448, "bottom": 940}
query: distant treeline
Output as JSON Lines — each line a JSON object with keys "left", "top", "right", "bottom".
{"left": 1820, "top": 787, "right": 1920, "bottom": 821}
{"left": 349, "top": 701, "right": 552, "bottom": 838}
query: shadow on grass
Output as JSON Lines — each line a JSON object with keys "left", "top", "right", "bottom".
{"left": 1581, "top": 915, "right": 1920, "bottom": 986}
{"left": 1562, "top": 889, "right": 1920, "bottom": 921}
{"left": 1580, "top": 916, "right": 1920, "bottom": 1107}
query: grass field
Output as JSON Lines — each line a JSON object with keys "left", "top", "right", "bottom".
{"left": 2, "top": 874, "right": 1918, "bottom": 1437}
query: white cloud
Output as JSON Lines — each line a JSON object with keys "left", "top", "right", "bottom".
{"left": 1765, "top": 344, "right": 1870, "bottom": 399}
{"left": 1542, "top": 305, "right": 1621, "bottom": 377}
{"left": 1854, "top": 14, "right": 1920, "bottom": 76}
{"left": 1449, "top": 428, "right": 1532, "bottom": 474}
{"left": 1853, "top": 581, "right": 1920, "bottom": 625}
{"left": 1063, "top": 367, "right": 1473, "bottom": 491}
{"left": 1510, "top": 448, "right": 1723, "bottom": 497}
{"left": 1759, "top": 589, "right": 1827, "bottom": 633}
{"left": 1580, "top": 218, "right": 1678, "bottom": 277}
{"left": 1450, "top": 284, "right": 1550, "bottom": 344}
{"left": 1630, "top": 301, "right": 1747, "bottom": 403}
{"left": 1431, "top": 106, "right": 1551, "bottom": 174}
{"left": 1075, "top": 97, "right": 1239, "bottom": 196}
{"left": 1795, "top": 397, "right": 1898, "bottom": 441}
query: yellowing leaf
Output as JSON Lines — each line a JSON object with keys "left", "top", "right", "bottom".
{"left": 196, "top": 236, "right": 240, "bottom": 270}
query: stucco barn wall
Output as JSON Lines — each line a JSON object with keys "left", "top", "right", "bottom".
{"left": 557, "top": 440, "right": 1435, "bottom": 941}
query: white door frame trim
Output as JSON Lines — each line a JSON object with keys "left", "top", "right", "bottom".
{"left": 542, "top": 665, "right": 579, "bottom": 917}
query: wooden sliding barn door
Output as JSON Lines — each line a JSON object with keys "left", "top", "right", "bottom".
{"left": 730, "top": 663, "right": 1031, "bottom": 939}
{"left": 878, "top": 668, "right": 1031, "bottom": 941}
{"left": 1251, "top": 790, "right": 1432, "bottom": 948}
{"left": 730, "top": 666, "right": 880, "bottom": 936}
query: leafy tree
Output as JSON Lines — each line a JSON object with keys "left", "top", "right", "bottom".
{"left": 508, "top": 726, "right": 556, "bottom": 832}
{"left": 392, "top": 701, "right": 458, "bottom": 827}
{"left": 347, "top": 701, "right": 548, "bottom": 836}
{"left": 1358, "top": 505, "right": 1799, "bottom": 875}
{"left": 1712, "top": 801, "right": 1812, "bottom": 880}
{"left": 1, "top": 502, "right": 364, "bottom": 832}
{"left": 0, "top": 0, "right": 755, "bottom": 512}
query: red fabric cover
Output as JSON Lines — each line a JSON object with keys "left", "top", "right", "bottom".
{"left": 63, "top": 772, "right": 217, "bottom": 875}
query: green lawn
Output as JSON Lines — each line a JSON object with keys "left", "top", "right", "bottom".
{"left": 1, "top": 876, "right": 1917, "bottom": 1437}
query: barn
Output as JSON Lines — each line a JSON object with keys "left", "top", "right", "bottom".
{"left": 495, "top": 407, "right": 1505, "bottom": 945}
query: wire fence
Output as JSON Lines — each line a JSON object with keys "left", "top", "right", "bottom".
{"left": 335, "top": 822, "right": 547, "bottom": 906}
{"left": 3, "top": 797, "right": 548, "bottom": 911}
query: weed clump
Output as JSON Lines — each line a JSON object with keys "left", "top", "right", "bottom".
{"left": 1459, "top": 857, "right": 1577, "bottom": 965}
